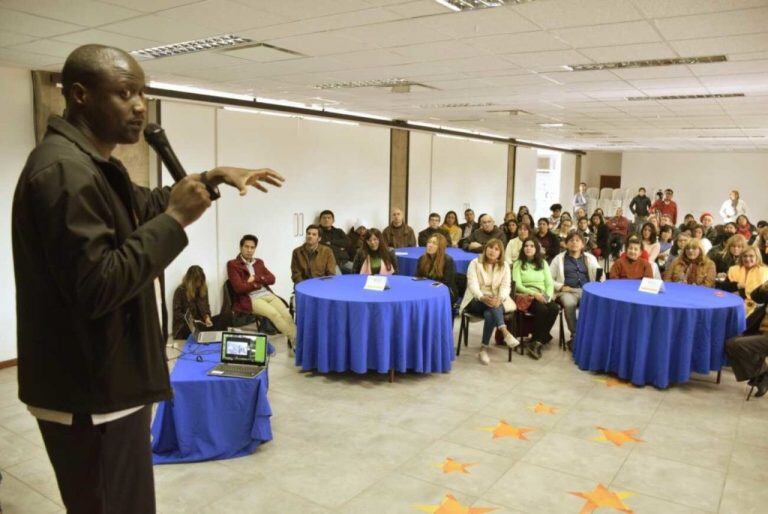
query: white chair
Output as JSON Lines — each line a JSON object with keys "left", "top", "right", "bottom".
{"left": 612, "top": 189, "right": 624, "bottom": 202}
{"left": 600, "top": 187, "right": 613, "bottom": 200}
{"left": 586, "top": 187, "right": 600, "bottom": 201}
{"left": 598, "top": 198, "right": 615, "bottom": 215}
{"left": 586, "top": 199, "right": 598, "bottom": 217}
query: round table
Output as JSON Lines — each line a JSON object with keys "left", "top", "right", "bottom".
{"left": 294, "top": 275, "right": 454, "bottom": 375}
{"left": 573, "top": 280, "right": 746, "bottom": 388}
{"left": 394, "top": 246, "right": 477, "bottom": 276}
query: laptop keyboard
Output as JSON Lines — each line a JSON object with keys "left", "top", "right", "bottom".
{"left": 212, "top": 363, "right": 264, "bottom": 378}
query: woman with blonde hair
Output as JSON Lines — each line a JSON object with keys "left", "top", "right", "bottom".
{"left": 663, "top": 238, "right": 716, "bottom": 287}
{"left": 710, "top": 234, "right": 747, "bottom": 277}
{"left": 460, "top": 238, "right": 520, "bottom": 365}
{"left": 416, "top": 233, "right": 457, "bottom": 301}
{"left": 172, "top": 265, "right": 214, "bottom": 339}
{"left": 727, "top": 245, "right": 768, "bottom": 317}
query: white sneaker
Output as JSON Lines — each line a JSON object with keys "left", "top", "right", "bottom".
{"left": 504, "top": 332, "right": 520, "bottom": 348}
{"left": 478, "top": 349, "right": 490, "bottom": 365}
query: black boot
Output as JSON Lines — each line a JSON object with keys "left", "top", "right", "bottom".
{"left": 526, "top": 340, "right": 542, "bottom": 360}
{"left": 755, "top": 373, "right": 768, "bottom": 398}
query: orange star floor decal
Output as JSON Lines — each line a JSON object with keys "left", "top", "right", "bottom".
{"left": 433, "top": 457, "right": 477, "bottom": 474}
{"left": 479, "top": 420, "right": 534, "bottom": 440}
{"left": 414, "top": 493, "right": 497, "bottom": 514}
{"left": 593, "top": 427, "right": 644, "bottom": 447}
{"left": 594, "top": 377, "right": 632, "bottom": 388}
{"left": 570, "top": 484, "right": 633, "bottom": 514}
{"left": 530, "top": 401, "right": 558, "bottom": 414}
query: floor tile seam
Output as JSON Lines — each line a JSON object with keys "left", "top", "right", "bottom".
{"left": 396, "top": 466, "right": 504, "bottom": 500}
{"left": 1, "top": 465, "right": 64, "bottom": 507}
{"left": 717, "top": 436, "right": 739, "bottom": 514}
{"left": 644, "top": 417, "right": 738, "bottom": 442}
{"left": 191, "top": 475, "right": 333, "bottom": 513}
{"left": 608, "top": 474, "right": 720, "bottom": 514}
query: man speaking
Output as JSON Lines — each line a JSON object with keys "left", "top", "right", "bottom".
{"left": 11, "top": 45, "right": 283, "bottom": 513}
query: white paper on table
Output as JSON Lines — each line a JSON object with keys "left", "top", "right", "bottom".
{"left": 638, "top": 277, "right": 665, "bottom": 294}
{"left": 364, "top": 275, "right": 388, "bottom": 291}
{"left": 394, "top": 251, "right": 408, "bottom": 256}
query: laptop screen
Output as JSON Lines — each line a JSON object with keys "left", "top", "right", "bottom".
{"left": 221, "top": 332, "right": 267, "bottom": 365}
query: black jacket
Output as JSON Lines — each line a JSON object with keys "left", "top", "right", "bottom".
{"left": 418, "top": 226, "right": 451, "bottom": 247}
{"left": 629, "top": 195, "right": 651, "bottom": 217}
{"left": 319, "top": 226, "right": 350, "bottom": 264}
{"left": 415, "top": 254, "right": 457, "bottom": 301}
{"left": 12, "top": 117, "right": 187, "bottom": 413}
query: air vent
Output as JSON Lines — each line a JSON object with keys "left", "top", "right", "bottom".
{"left": 697, "top": 135, "right": 765, "bottom": 139}
{"left": 627, "top": 93, "right": 744, "bottom": 101}
{"left": 419, "top": 102, "right": 496, "bottom": 109}
{"left": 131, "top": 34, "right": 252, "bottom": 59}
{"left": 574, "top": 131, "right": 606, "bottom": 136}
{"left": 314, "top": 79, "right": 437, "bottom": 91}
{"left": 434, "top": 0, "right": 504, "bottom": 12}
{"left": 565, "top": 55, "right": 726, "bottom": 72}
{"left": 486, "top": 109, "right": 531, "bottom": 116}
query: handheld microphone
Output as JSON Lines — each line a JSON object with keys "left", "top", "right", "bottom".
{"left": 144, "top": 123, "right": 220, "bottom": 201}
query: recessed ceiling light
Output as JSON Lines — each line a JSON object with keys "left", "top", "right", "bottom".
{"left": 314, "top": 78, "right": 436, "bottom": 91}
{"left": 433, "top": 0, "right": 506, "bottom": 12}
{"left": 564, "top": 55, "right": 726, "bottom": 72}
{"left": 419, "top": 102, "right": 496, "bottom": 108}
{"left": 627, "top": 93, "right": 744, "bottom": 101}
{"left": 131, "top": 34, "right": 252, "bottom": 59}
{"left": 539, "top": 123, "right": 566, "bottom": 128}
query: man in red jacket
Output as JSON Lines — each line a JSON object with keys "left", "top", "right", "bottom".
{"left": 227, "top": 234, "right": 296, "bottom": 352}
{"left": 651, "top": 188, "right": 678, "bottom": 225}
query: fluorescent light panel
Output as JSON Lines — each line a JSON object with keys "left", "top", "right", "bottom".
{"left": 433, "top": 0, "right": 533, "bottom": 11}
{"left": 132, "top": 34, "right": 252, "bottom": 59}
{"left": 565, "top": 55, "right": 726, "bottom": 72}
{"left": 627, "top": 93, "right": 745, "bottom": 101}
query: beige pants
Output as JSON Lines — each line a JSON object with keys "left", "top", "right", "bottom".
{"left": 250, "top": 293, "right": 296, "bottom": 342}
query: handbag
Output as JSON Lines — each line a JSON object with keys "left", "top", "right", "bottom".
{"left": 514, "top": 293, "right": 533, "bottom": 313}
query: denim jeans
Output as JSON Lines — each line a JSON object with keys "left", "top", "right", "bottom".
{"left": 465, "top": 298, "right": 505, "bottom": 346}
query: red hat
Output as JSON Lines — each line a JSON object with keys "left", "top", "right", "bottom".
{"left": 700, "top": 212, "right": 713, "bottom": 222}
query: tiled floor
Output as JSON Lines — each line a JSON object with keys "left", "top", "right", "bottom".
{"left": 1, "top": 324, "right": 767, "bottom": 513}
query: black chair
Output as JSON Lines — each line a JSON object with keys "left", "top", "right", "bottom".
{"left": 456, "top": 310, "right": 514, "bottom": 362}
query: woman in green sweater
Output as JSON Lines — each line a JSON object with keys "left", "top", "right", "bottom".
{"left": 513, "top": 238, "right": 560, "bottom": 360}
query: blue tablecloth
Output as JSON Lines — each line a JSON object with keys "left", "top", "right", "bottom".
{"left": 573, "top": 280, "right": 746, "bottom": 388}
{"left": 395, "top": 246, "right": 477, "bottom": 276}
{"left": 295, "top": 275, "right": 454, "bottom": 374}
{"left": 151, "top": 339, "right": 273, "bottom": 464}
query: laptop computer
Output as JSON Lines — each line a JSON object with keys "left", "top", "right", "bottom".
{"left": 184, "top": 309, "right": 223, "bottom": 344}
{"left": 207, "top": 331, "right": 268, "bottom": 379}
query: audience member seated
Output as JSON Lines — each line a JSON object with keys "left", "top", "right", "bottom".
{"left": 227, "top": 234, "right": 296, "bottom": 351}
{"left": 464, "top": 214, "right": 506, "bottom": 253}
{"left": 629, "top": 187, "right": 652, "bottom": 230}
{"left": 576, "top": 217, "right": 597, "bottom": 253}
{"left": 573, "top": 182, "right": 588, "bottom": 215}
{"left": 504, "top": 223, "right": 531, "bottom": 267}
{"left": 513, "top": 238, "right": 559, "bottom": 360}
{"left": 735, "top": 214, "right": 757, "bottom": 243}
{"left": 419, "top": 212, "right": 451, "bottom": 246}
{"left": 660, "top": 214, "right": 678, "bottom": 237}
{"left": 651, "top": 188, "right": 678, "bottom": 225}
{"left": 518, "top": 212, "right": 535, "bottom": 229}
{"left": 574, "top": 207, "right": 587, "bottom": 222}
{"left": 589, "top": 212, "right": 610, "bottom": 260}
{"left": 709, "top": 234, "right": 747, "bottom": 280}
{"left": 346, "top": 220, "right": 368, "bottom": 256}
{"left": 459, "top": 208, "right": 478, "bottom": 241}
{"left": 609, "top": 236, "right": 653, "bottom": 279}
{"left": 719, "top": 189, "right": 748, "bottom": 223}
{"left": 640, "top": 222, "right": 660, "bottom": 263}
{"left": 517, "top": 205, "right": 530, "bottom": 220}
{"left": 535, "top": 217, "right": 561, "bottom": 262}
{"left": 503, "top": 218, "right": 518, "bottom": 243}
{"left": 319, "top": 209, "right": 352, "bottom": 274}
{"left": 549, "top": 203, "right": 563, "bottom": 230}
{"left": 352, "top": 228, "right": 397, "bottom": 275}
{"left": 678, "top": 213, "right": 696, "bottom": 234}
{"left": 593, "top": 207, "right": 605, "bottom": 218}
{"left": 441, "top": 210, "right": 462, "bottom": 247}
{"left": 663, "top": 238, "right": 716, "bottom": 287}
{"left": 691, "top": 224, "right": 712, "bottom": 254}
{"left": 556, "top": 217, "right": 574, "bottom": 250}
{"left": 291, "top": 224, "right": 337, "bottom": 284}
{"left": 700, "top": 212, "right": 717, "bottom": 242}
{"left": 664, "top": 232, "right": 691, "bottom": 271}
{"left": 725, "top": 278, "right": 768, "bottom": 397}
{"left": 758, "top": 227, "right": 768, "bottom": 266}
{"left": 727, "top": 245, "right": 768, "bottom": 318}
{"left": 656, "top": 225, "right": 675, "bottom": 271}
{"left": 550, "top": 232, "right": 603, "bottom": 346}
{"left": 383, "top": 207, "right": 417, "bottom": 249}
{"left": 460, "top": 239, "right": 520, "bottom": 365}
{"left": 172, "top": 265, "right": 215, "bottom": 339}
{"left": 416, "top": 233, "right": 457, "bottom": 301}
{"left": 606, "top": 207, "right": 631, "bottom": 258}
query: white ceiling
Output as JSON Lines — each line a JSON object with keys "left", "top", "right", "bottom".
{"left": 1, "top": 0, "right": 768, "bottom": 151}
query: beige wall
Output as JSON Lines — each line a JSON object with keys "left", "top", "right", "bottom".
{"left": 581, "top": 151, "right": 623, "bottom": 187}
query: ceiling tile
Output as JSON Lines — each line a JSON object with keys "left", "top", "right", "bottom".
{"left": 98, "top": 0, "right": 200, "bottom": 13}
{"left": 632, "top": 0, "right": 768, "bottom": 18}
{"left": 668, "top": 33, "right": 768, "bottom": 56}
{"left": 392, "top": 40, "right": 484, "bottom": 62}
{"left": 252, "top": 0, "right": 382, "bottom": 21}
{"left": 99, "top": 15, "right": 217, "bottom": 44}
{"left": 552, "top": 21, "right": 661, "bottom": 48}
{"left": 504, "top": 50, "right": 592, "bottom": 71}
{"left": 414, "top": 7, "right": 539, "bottom": 38}
{"left": 465, "top": 31, "right": 569, "bottom": 54}
{"left": 385, "top": 0, "right": 447, "bottom": 17}
{"left": 0, "top": 47, "right": 62, "bottom": 67}
{"left": 578, "top": 42, "right": 676, "bottom": 63}
{"left": 9, "top": 39, "right": 80, "bottom": 58}
{"left": 0, "top": 0, "right": 141, "bottom": 26}
{"left": 611, "top": 66, "right": 694, "bottom": 80}
{"left": 690, "top": 59, "right": 768, "bottom": 76}
{"left": 512, "top": 0, "right": 644, "bottom": 29}
{"left": 158, "top": 0, "right": 287, "bottom": 32}
{"left": 654, "top": 7, "right": 768, "bottom": 39}
{"left": 339, "top": 18, "right": 452, "bottom": 47}
{"left": 268, "top": 32, "right": 376, "bottom": 56}
{"left": 0, "top": 7, "right": 83, "bottom": 37}
{"left": 223, "top": 45, "right": 303, "bottom": 62}
{"left": 140, "top": 52, "right": 250, "bottom": 74}
{"left": 0, "top": 31, "right": 36, "bottom": 47}
{"left": 53, "top": 29, "right": 162, "bottom": 50}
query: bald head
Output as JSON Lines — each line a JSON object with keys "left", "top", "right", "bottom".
{"left": 61, "top": 44, "right": 147, "bottom": 151}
